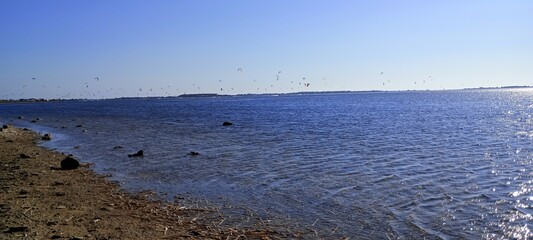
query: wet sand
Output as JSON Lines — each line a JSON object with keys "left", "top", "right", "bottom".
{"left": 0, "top": 125, "right": 300, "bottom": 239}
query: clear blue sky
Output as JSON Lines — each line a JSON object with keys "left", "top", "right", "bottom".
{"left": 1, "top": 0, "right": 532, "bottom": 99}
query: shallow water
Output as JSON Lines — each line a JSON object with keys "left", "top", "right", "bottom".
{"left": 2, "top": 89, "right": 533, "bottom": 239}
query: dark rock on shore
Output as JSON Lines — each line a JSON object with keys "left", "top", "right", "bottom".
{"left": 20, "top": 153, "right": 31, "bottom": 159}
{"left": 188, "top": 151, "right": 200, "bottom": 156}
{"left": 128, "top": 150, "right": 144, "bottom": 157}
{"left": 222, "top": 121, "right": 233, "bottom": 126}
{"left": 2, "top": 124, "right": 9, "bottom": 129}
{"left": 42, "top": 133, "right": 52, "bottom": 141}
{"left": 23, "top": 128, "right": 29, "bottom": 131}
{"left": 61, "top": 156, "right": 80, "bottom": 170}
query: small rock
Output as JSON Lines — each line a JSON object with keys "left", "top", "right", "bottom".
{"left": 128, "top": 150, "right": 144, "bottom": 157}
{"left": 55, "top": 192, "right": 66, "bottom": 196}
{"left": 22, "top": 128, "right": 29, "bottom": 131}
{"left": 113, "top": 145, "right": 124, "bottom": 149}
{"left": 51, "top": 235, "right": 62, "bottom": 239}
{"left": 4, "top": 226, "right": 28, "bottom": 233}
{"left": 73, "top": 146, "right": 80, "bottom": 149}
{"left": 2, "top": 124, "right": 8, "bottom": 129}
{"left": 30, "top": 120, "right": 37, "bottom": 123}
{"left": 36, "top": 118, "right": 41, "bottom": 121}
{"left": 18, "top": 116, "right": 24, "bottom": 119}
{"left": 222, "top": 121, "right": 233, "bottom": 126}
{"left": 76, "top": 124, "right": 83, "bottom": 128}
{"left": 82, "top": 130, "right": 87, "bottom": 133}
{"left": 71, "top": 236, "right": 85, "bottom": 240}
{"left": 42, "top": 133, "right": 52, "bottom": 141}
{"left": 188, "top": 151, "right": 200, "bottom": 156}
{"left": 19, "top": 153, "right": 31, "bottom": 159}
{"left": 6, "top": 140, "right": 13, "bottom": 143}
{"left": 61, "top": 156, "right": 80, "bottom": 170}
{"left": 19, "top": 189, "right": 28, "bottom": 195}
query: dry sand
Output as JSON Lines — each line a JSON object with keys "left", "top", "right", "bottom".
{"left": 0, "top": 125, "right": 307, "bottom": 239}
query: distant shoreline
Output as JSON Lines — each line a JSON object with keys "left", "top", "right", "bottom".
{"left": 2, "top": 85, "right": 532, "bottom": 103}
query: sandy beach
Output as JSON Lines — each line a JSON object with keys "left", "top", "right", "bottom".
{"left": 0, "top": 125, "right": 298, "bottom": 239}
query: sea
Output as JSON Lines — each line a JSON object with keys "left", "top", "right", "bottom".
{"left": 1, "top": 89, "right": 532, "bottom": 239}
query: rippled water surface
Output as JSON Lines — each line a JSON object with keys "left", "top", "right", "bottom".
{"left": 2, "top": 89, "right": 533, "bottom": 239}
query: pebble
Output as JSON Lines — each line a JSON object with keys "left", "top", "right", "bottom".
{"left": 55, "top": 192, "right": 66, "bottom": 196}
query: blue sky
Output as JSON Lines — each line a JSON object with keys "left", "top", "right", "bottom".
{"left": 1, "top": 0, "right": 532, "bottom": 99}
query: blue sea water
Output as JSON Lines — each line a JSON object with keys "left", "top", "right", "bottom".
{"left": 1, "top": 89, "right": 533, "bottom": 239}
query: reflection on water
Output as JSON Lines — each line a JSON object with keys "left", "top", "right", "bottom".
{"left": 1, "top": 89, "right": 533, "bottom": 239}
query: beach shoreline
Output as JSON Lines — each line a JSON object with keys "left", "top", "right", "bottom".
{"left": 0, "top": 125, "right": 300, "bottom": 239}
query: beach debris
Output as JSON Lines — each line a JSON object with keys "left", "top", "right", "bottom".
{"left": 222, "top": 121, "right": 233, "bottom": 126}
{"left": 42, "top": 133, "right": 52, "bottom": 141}
{"left": 188, "top": 151, "right": 200, "bottom": 156}
{"left": 128, "top": 150, "right": 144, "bottom": 157}
{"left": 61, "top": 156, "right": 80, "bottom": 170}
{"left": 19, "top": 153, "right": 31, "bottom": 159}
{"left": 113, "top": 145, "right": 124, "bottom": 149}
